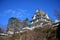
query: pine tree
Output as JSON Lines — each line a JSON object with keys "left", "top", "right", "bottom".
{"left": 23, "top": 18, "right": 29, "bottom": 27}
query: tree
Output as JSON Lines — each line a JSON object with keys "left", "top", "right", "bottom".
{"left": 23, "top": 18, "right": 29, "bottom": 27}
{"left": 54, "top": 10, "right": 60, "bottom": 20}
{"left": 54, "top": 10, "right": 60, "bottom": 40}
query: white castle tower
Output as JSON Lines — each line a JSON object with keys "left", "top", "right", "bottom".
{"left": 31, "top": 10, "right": 52, "bottom": 27}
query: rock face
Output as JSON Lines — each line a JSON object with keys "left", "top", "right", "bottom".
{"left": 7, "top": 26, "right": 57, "bottom": 40}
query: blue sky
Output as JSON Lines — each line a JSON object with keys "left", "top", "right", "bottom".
{"left": 0, "top": 0, "right": 60, "bottom": 25}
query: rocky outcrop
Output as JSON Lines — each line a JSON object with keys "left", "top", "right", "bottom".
{"left": 7, "top": 26, "right": 57, "bottom": 40}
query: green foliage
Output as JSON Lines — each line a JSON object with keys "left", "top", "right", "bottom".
{"left": 23, "top": 18, "right": 29, "bottom": 27}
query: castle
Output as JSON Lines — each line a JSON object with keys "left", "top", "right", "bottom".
{"left": 7, "top": 9, "right": 54, "bottom": 34}
{"left": 0, "top": 9, "right": 58, "bottom": 35}
{"left": 31, "top": 10, "right": 53, "bottom": 27}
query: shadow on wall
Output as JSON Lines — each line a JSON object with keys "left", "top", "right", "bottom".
{"left": 56, "top": 22, "right": 60, "bottom": 40}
